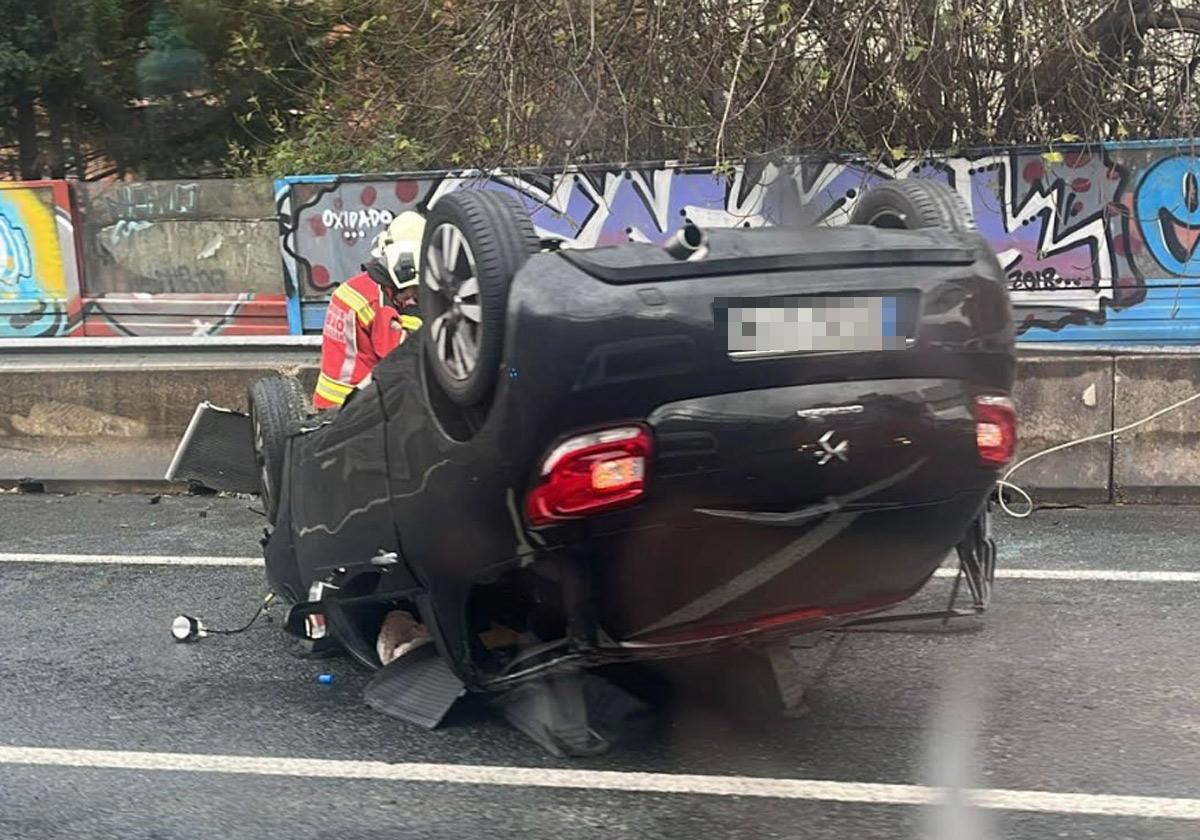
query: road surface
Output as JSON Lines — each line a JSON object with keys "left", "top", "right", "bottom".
{"left": 0, "top": 493, "right": 1197, "bottom": 839}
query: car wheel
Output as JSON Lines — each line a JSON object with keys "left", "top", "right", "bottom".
{"left": 248, "top": 375, "right": 307, "bottom": 524}
{"left": 419, "top": 189, "right": 539, "bottom": 407}
{"left": 849, "top": 179, "right": 976, "bottom": 233}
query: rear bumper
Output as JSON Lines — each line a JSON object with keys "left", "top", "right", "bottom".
{"left": 460, "top": 486, "right": 991, "bottom": 689}
{"left": 581, "top": 487, "right": 990, "bottom": 643}
{"left": 583, "top": 588, "right": 921, "bottom": 664}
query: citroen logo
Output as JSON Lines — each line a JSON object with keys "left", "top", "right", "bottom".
{"left": 816, "top": 430, "right": 849, "bottom": 465}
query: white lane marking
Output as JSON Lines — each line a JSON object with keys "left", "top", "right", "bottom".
{"left": 933, "top": 568, "right": 1200, "bottom": 583}
{"left": 0, "top": 746, "right": 1197, "bottom": 820}
{"left": 4, "top": 552, "right": 1195, "bottom": 583}
{"left": 0, "top": 553, "right": 260, "bottom": 567}
{"left": 1, "top": 553, "right": 1196, "bottom": 582}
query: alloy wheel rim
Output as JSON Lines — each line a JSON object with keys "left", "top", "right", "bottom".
{"left": 424, "top": 222, "right": 481, "bottom": 381}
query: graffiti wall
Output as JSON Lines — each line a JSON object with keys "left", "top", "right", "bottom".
{"left": 275, "top": 166, "right": 785, "bottom": 331}
{"left": 279, "top": 141, "right": 1200, "bottom": 342}
{"left": 1, "top": 140, "right": 1197, "bottom": 342}
{"left": 792, "top": 142, "right": 1200, "bottom": 342}
{"left": 73, "top": 179, "right": 288, "bottom": 335}
{"left": 0, "top": 182, "right": 83, "bottom": 338}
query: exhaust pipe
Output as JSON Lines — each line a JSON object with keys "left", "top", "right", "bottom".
{"left": 663, "top": 223, "right": 708, "bottom": 261}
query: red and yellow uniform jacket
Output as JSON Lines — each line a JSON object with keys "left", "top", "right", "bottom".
{"left": 314, "top": 272, "right": 419, "bottom": 409}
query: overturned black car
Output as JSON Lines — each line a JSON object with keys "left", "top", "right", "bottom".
{"left": 183, "top": 179, "right": 1016, "bottom": 746}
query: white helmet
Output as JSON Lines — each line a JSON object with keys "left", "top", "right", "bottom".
{"left": 370, "top": 211, "right": 426, "bottom": 291}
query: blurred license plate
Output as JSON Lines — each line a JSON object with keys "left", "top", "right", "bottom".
{"left": 723, "top": 295, "right": 905, "bottom": 357}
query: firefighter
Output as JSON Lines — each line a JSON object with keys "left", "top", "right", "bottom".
{"left": 313, "top": 211, "right": 426, "bottom": 410}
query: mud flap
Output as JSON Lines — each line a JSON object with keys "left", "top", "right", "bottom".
{"left": 489, "top": 669, "right": 653, "bottom": 758}
{"left": 363, "top": 643, "right": 466, "bottom": 730}
{"left": 165, "top": 402, "right": 258, "bottom": 493}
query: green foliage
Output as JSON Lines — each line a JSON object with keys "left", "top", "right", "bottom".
{"left": 0, "top": 0, "right": 317, "bottom": 179}
{"left": 1, "top": 0, "right": 1199, "bottom": 179}
{"left": 229, "top": 107, "right": 431, "bottom": 177}
{"left": 226, "top": 0, "right": 1200, "bottom": 174}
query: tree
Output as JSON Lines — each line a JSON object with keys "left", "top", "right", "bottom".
{"left": 3, "top": 0, "right": 1197, "bottom": 179}
{"left": 235, "top": 0, "right": 1200, "bottom": 175}
{"left": 129, "top": 0, "right": 319, "bottom": 178}
{"left": 0, "top": 0, "right": 317, "bottom": 180}
{"left": 0, "top": 0, "right": 132, "bottom": 179}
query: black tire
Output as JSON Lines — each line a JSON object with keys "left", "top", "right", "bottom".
{"left": 419, "top": 190, "right": 539, "bottom": 407}
{"left": 249, "top": 375, "right": 307, "bottom": 524}
{"left": 849, "top": 179, "right": 976, "bottom": 233}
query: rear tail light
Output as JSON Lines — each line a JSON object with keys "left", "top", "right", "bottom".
{"left": 973, "top": 395, "right": 1017, "bottom": 468}
{"left": 525, "top": 425, "right": 652, "bottom": 525}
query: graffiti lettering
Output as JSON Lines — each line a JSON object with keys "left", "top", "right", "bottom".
{"left": 108, "top": 219, "right": 154, "bottom": 244}
{"left": 269, "top": 147, "right": 1200, "bottom": 341}
{"left": 150, "top": 265, "right": 230, "bottom": 291}
{"left": 279, "top": 169, "right": 762, "bottom": 300}
{"left": 322, "top": 208, "right": 394, "bottom": 230}
{"left": 1008, "top": 268, "right": 1095, "bottom": 292}
{"left": 115, "top": 183, "right": 199, "bottom": 220}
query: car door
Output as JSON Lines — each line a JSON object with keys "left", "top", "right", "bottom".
{"left": 289, "top": 381, "right": 400, "bottom": 584}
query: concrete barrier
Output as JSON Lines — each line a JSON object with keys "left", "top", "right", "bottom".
{"left": 0, "top": 339, "right": 318, "bottom": 490}
{"left": 1012, "top": 349, "right": 1200, "bottom": 504}
{"left": 6, "top": 342, "right": 1200, "bottom": 500}
{"left": 1112, "top": 356, "right": 1200, "bottom": 503}
{"left": 1010, "top": 356, "right": 1114, "bottom": 503}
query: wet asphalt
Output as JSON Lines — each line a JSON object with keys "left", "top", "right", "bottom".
{"left": 0, "top": 492, "right": 1197, "bottom": 839}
